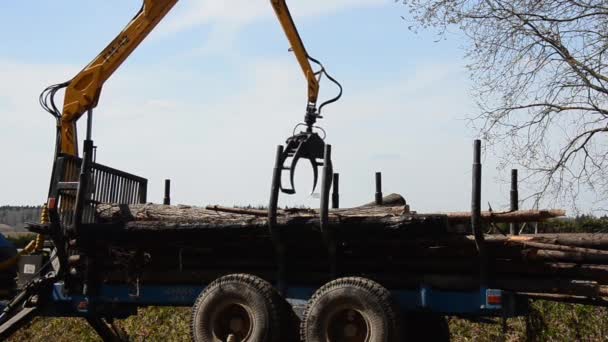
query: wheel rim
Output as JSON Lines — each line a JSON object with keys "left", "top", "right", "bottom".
{"left": 211, "top": 303, "right": 254, "bottom": 342}
{"left": 327, "top": 309, "right": 370, "bottom": 342}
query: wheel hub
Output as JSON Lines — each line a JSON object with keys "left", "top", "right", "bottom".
{"left": 212, "top": 304, "right": 253, "bottom": 342}
{"left": 328, "top": 309, "right": 369, "bottom": 342}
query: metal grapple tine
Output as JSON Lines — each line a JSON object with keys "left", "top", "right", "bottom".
{"left": 288, "top": 147, "right": 303, "bottom": 195}
{"left": 279, "top": 155, "right": 296, "bottom": 195}
{"left": 309, "top": 157, "right": 319, "bottom": 194}
{"left": 280, "top": 130, "right": 326, "bottom": 195}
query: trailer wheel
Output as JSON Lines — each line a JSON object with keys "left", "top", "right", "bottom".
{"left": 190, "top": 274, "right": 282, "bottom": 342}
{"left": 301, "top": 277, "right": 402, "bottom": 342}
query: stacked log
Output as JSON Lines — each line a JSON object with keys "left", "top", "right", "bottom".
{"left": 86, "top": 195, "right": 608, "bottom": 306}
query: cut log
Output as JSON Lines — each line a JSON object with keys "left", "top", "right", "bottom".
{"left": 204, "top": 205, "right": 267, "bottom": 217}
{"left": 95, "top": 202, "right": 446, "bottom": 236}
{"left": 495, "top": 234, "right": 608, "bottom": 250}
{"left": 509, "top": 240, "right": 608, "bottom": 257}
{"left": 89, "top": 201, "right": 608, "bottom": 301}
{"left": 521, "top": 249, "right": 608, "bottom": 264}
{"left": 445, "top": 209, "right": 565, "bottom": 224}
{"left": 96, "top": 204, "right": 563, "bottom": 235}
{"left": 358, "top": 193, "right": 407, "bottom": 207}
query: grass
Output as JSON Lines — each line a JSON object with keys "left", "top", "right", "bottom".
{"left": 8, "top": 307, "right": 191, "bottom": 342}
{"left": 8, "top": 301, "right": 608, "bottom": 341}
{"left": 449, "top": 300, "right": 608, "bottom": 341}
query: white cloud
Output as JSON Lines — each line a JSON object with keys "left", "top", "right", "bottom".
{"left": 163, "top": 0, "right": 387, "bottom": 35}
{"left": 155, "top": 0, "right": 390, "bottom": 58}
{"left": 0, "top": 2, "right": 517, "bottom": 211}
{"left": 0, "top": 60, "right": 76, "bottom": 124}
{"left": 0, "top": 54, "right": 503, "bottom": 211}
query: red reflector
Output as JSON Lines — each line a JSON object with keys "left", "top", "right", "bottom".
{"left": 48, "top": 198, "right": 57, "bottom": 210}
{"left": 487, "top": 295, "right": 502, "bottom": 305}
{"left": 77, "top": 301, "right": 88, "bottom": 311}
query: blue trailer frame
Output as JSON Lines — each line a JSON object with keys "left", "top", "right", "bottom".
{"left": 44, "top": 282, "right": 528, "bottom": 318}
{"left": 0, "top": 135, "right": 531, "bottom": 340}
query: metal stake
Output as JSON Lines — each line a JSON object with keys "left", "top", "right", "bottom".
{"left": 510, "top": 169, "right": 519, "bottom": 235}
{"left": 268, "top": 146, "right": 286, "bottom": 294}
{"left": 331, "top": 173, "right": 340, "bottom": 209}
{"left": 86, "top": 109, "right": 93, "bottom": 141}
{"left": 471, "top": 140, "right": 488, "bottom": 286}
{"left": 320, "top": 145, "right": 336, "bottom": 278}
{"left": 163, "top": 179, "right": 171, "bottom": 205}
{"left": 320, "top": 145, "right": 332, "bottom": 231}
{"left": 375, "top": 172, "right": 383, "bottom": 205}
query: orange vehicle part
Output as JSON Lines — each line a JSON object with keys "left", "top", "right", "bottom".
{"left": 60, "top": 0, "right": 178, "bottom": 156}
{"left": 270, "top": 0, "right": 321, "bottom": 109}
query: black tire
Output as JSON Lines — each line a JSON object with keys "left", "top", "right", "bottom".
{"left": 402, "top": 313, "right": 450, "bottom": 342}
{"left": 301, "top": 277, "right": 402, "bottom": 342}
{"left": 190, "top": 274, "right": 283, "bottom": 342}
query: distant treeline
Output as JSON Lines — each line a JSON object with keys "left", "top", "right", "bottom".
{"left": 0, "top": 204, "right": 607, "bottom": 234}
{"left": 0, "top": 206, "right": 43, "bottom": 230}
{"left": 536, "top": 214, "right": 608, "bottom": 233}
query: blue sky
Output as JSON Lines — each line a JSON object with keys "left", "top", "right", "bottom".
{"left": 0, "top": 0, "right": 530, "bottom": 212}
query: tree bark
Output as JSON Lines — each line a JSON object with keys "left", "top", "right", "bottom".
{"left": 445, "top": 209, "right": 566, "bottom": 224}
{"left": 89, "top": 200, "right": 608, "bottom": 301}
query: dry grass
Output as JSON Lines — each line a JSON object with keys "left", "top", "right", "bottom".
{"left": 8, "top": 301, "right": 608, "bottom": 341}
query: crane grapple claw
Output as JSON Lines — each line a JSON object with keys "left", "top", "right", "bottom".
{"left": 279, "top": 131, "right": 326, "bottom": 195}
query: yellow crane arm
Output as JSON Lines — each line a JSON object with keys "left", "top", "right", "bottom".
{"left": 270, "top": 0, "right": 320, "bottom": 108}
{"left": 60, "top": 0, "right": 178, "bottom": 156}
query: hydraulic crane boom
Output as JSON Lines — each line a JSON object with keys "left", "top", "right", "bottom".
{"left": 57, "top": 0, "right": 178, "bottom": 156}
{"left": 269, "top": 0, "right": 342, "bottom": 195}
{"left": 270, "top": 0, "right": 320, "bottom": 110}
{"left": 41, "top": 0, "right": 338, "bottom": 195}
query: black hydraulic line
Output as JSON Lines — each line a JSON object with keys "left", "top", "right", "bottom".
{"left": 471, "top": 140, "right": 488, "bottom": 286}
{"left": 510, "top": 169, "right": 519, "bottom": 235}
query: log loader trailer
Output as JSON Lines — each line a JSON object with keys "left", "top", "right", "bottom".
{"left": 2, "top": 1, "right": 597, "bottom": 341}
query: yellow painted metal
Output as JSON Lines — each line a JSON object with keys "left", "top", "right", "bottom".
{"left": 270, "top": 0, "right": 320, "bottom": 107}
{"left": 60, "top": 0, "right": 178, "bottom": 156}
{"left": 34, "top": 205, "right": 48, "bottom": 252}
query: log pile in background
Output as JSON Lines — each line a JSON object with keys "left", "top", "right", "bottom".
{"left": 89, "top": 194, "right": 608, "bottom": 306}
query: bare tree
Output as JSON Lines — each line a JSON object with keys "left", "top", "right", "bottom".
{"left": 400, "top": 0, "right": 608, "bottom": 211}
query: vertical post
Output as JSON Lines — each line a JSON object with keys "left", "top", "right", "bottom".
{"left": 320, "top": 145, "right": 332, "bottom": 231}
{"left": 74, "top": 108, "right": 95, "bottom": 229}
{"left": 269, "top": 146, "right": 285, "bottom": 294}
{"left": 510, "top": 169, "right": 519, "bottom": 235}
{"left": 268, "top": 146, "right": 283, "bottom": 228}
{"left": 86, "top": 109, "right": 93, "bottom": 141}
{"left": 163, "top": 179, "right": 171, "bottom": 205}
{"left": 375, "top": 172, "right": 383, "bottom": 205}
{"left": 138, "top": 180, "right": 148, "bottom": 204}
{"left": 73, "top": 139, "right": 93, "bottom": 229}
{"left": 471, "top": 140, "right": 488, "bottom": 286}
{"left": 320, "top": 145, "right": 336, "bottom": 278}
{"left": 331, "top": 173, "right": 340, "bottom": 209}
